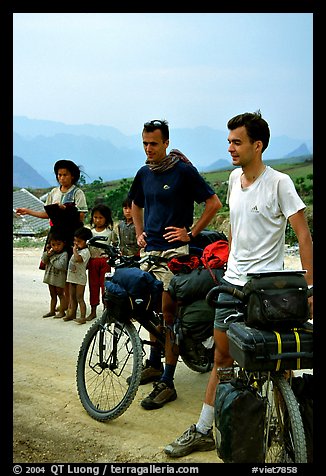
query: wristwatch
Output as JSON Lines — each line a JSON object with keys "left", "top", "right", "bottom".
{"left": 187, "top": 231, "right": 193, "bottom": 241}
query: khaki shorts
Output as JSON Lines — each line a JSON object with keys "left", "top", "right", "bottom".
{"left": 140, "top": 245, "right": 189, "bottom": 291}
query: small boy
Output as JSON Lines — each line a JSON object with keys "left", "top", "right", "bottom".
{"left": 116, "top": 197, "right": 141, "bottom": 257}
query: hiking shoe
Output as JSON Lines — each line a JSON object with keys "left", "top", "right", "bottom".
{"left": 164, "top": 424, "right": 215, "bottom": 458}
{"left": 139, "top": 359, "right": 164, "bottom": 385}
{"left": 141, "top": 381, "right": 177, "bottom": 410}
{"left": 127, "top": 359, "right": 164, "bottom": 386}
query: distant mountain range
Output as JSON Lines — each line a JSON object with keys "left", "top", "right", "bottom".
{"left": 202, "top": 143, "right": 312, "bottom": 173}
{"left": 13, "top": 116, "right": 313, "bottom": 188}
{"left": 13, "top": 155, "right": 52, "bottom": 189}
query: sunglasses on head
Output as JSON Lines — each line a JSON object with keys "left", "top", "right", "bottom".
{"left": 144, "top": 120, "right": 164, "bottom": 128}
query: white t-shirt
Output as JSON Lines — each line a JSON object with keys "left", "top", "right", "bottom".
{"left": 88, "top": 227, "right": 119, "bottom": 258}
{"left": 224, "top": 166, "right": 305, "bottom": 286}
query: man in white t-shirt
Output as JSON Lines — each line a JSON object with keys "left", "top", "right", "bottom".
{"left": 164, "top": 110, "right": 313, "bottom": 458}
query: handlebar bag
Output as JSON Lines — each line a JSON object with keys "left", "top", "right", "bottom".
{"left": 243, "top": 272, "right": 309, "bottom": 330}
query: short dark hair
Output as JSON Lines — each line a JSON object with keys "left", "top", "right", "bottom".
{"left": 90, "top": 204, "right": 113, "bottom": 228}
{"left": 47, "top": 230, "right": 66, "bottom": 243}
{"left": 122, "top": 196, "right": 132, "bottom": 208}
{"left": 143, "top": 119, "right": 169, "bottom": 142}
{"left": 227, "top": 110, "right": 270, "bottom": 152}
{"left": 54, "top": 160, "right": 81, "bottom": 184}
{"left": 74, "top": 226, "right": 93, "bottom": 242}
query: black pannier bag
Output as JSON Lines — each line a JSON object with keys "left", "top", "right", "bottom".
{"left": 243, "top": 271, "right": 309, "bottom": 330}
{"left": 168, "top": 267, "right": 224, "bottom": 304}
{"left": 215, "top": 379, "right": 266, "bottom": 463}
{"left": 227, "top": 321, "right": 313, "bottom": 372}
{"left": 179, "top": 299, "right": 215, "bottom": 342}
{"left": 177, "top": 299, "right": 215, "bottom": 350}
{"left": 104, "top": 280, "right": 131, "bottom": 322}
{"left": 177, "top": 299, "right": 215, "bottom": 363}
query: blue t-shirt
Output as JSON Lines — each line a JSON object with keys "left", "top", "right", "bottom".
{"left": 129, "top": 161, "right": 215, "bottom": 251}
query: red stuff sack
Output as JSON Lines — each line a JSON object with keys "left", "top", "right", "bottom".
{"left": 167, "top": 255, "right": 201, "bottom": 274}
{"left": 201, "top": 240, "right": 229, "bottom": 269}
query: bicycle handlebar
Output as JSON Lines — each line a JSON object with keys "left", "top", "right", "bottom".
{"left": 87, "top": 236, "right": 121, "bottom": 256}
{"left": 206, "top": 285, "right": 245, "bottom": 309}
{"left": 86, "top": 235, "right": 169, "bottom": 269}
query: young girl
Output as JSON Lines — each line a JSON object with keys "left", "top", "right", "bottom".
{"left": 41, "top": 230, "right": 69, "bottom": 319}
{"left": 86, "top": 204, "right": 118, "bottom": 321}
{"left": 64, "top": 226, "right": 93, "bottom": 325}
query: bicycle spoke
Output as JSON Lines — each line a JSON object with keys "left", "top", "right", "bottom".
{"left": 264, "top": 375, "right": 307, "bottom": 463}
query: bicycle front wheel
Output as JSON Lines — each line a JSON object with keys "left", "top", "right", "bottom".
{"left": 264, "top": 374, "right": 307, "bottom": 463}
{"left": 76, "top": 312, "right": 143, "bottom": 422}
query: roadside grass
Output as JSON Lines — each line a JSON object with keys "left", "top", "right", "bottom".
{"left": 13, "top": 236, "right": 45, "bottom": 248}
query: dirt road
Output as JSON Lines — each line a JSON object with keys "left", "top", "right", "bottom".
{"left": 13, "top": 247, "right": 302, "bottom": 466}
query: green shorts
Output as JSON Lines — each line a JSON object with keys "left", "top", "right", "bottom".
{"left": 140, "top": 245, "right": 189, "bottom": 291}
{"left": 214, "top": 278, "right": 245, "bottom": 332}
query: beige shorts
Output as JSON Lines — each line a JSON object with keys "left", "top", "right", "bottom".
{"left": 140, "top": 245, "right": 189, "bottom": 291}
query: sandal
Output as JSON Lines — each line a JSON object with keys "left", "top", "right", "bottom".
{"left": 54, "top": 312, "right": 66, "bottom": 318}
{"left": 63, "top": 312, "right": 76, "bottom": 321}
{"left": 86, "top": 314, "right": 96, "bottom": 321}
{"left": 43, "top": 312, "right": 55, "bottom": 318}
{"left": 73, "top": 318, "right": 86, "bottom": 325}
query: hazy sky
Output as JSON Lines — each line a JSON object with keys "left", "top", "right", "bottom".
{"left": 13, "top": 12, "right": 313, "bottom": 140}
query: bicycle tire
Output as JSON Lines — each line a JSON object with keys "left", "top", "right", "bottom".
{"left": 182, "top": 356, "right": 212, "bottom": 373}
{"left": 76, "top": 311, "right": 143, "bottom": 422}
{"left": 264, "top": 374, "right": 307, "bottom": 463}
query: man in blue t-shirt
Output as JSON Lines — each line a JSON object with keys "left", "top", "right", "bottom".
{"left": 129, "top": 119, "right": 222, "bottom": 410}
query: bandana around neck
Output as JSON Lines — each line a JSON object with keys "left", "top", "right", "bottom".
{"left": 146, "top": 149, "right": 193, "bottom": 173}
